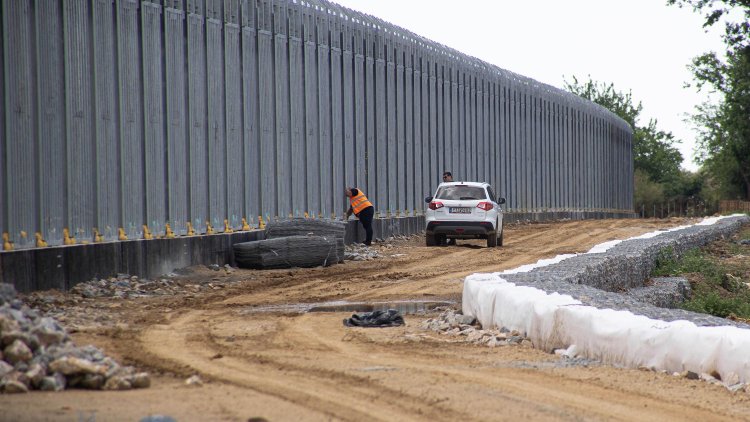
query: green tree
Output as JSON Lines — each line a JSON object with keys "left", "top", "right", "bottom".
{"left": 563, "top": 76, "right": 684, "bottom": 186}
{"left": 667, "top": 0, "right": 750, "bottom": 199}
{"left": 634, "top": 169, "right": 665, "bottom": 216}
{"left": 666, "top": 1, "right": 750, "bottom": 46}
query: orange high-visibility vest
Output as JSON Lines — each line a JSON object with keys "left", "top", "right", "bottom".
{"left": 349, "top": 189, "right": 373, "bottom": 215}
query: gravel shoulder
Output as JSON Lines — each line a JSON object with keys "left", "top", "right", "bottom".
{"left": 4, "top": 218, "right": 750, "bottom": 421}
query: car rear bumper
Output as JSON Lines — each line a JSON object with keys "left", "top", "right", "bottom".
{"left": 426, "top": 221, "right": 496, "bottom": 238}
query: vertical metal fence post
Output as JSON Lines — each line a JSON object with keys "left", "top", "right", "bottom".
{"left": 1, "top": 0, "right": 637, "bottom": 249}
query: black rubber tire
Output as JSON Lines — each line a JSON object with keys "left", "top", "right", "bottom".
{"left": 497, "top": 221, "right": 504, "bottom": 247}
{"left": 487, "top": 232, "right": 497, "bottom": 247}
{"left": 426, "top": 233, "right": 437, "bottom": 246}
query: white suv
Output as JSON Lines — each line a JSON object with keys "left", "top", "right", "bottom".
{"left": 424, "top": 182, "right": 505, "bottom": 247}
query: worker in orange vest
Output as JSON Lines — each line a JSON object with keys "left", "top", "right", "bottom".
{"left": 345, "top": 187, "right": 374, "bottom": 246}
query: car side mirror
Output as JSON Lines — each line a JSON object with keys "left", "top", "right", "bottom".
{"left": 498, "top": 197, "right": 506, "bottom": 205}
{"left": 425, "top": 196, "right": 433, "bottom": 203}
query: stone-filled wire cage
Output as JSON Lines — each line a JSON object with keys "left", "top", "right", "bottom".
{"left": 0, "top": 0, "right": 633, "bottom": 249}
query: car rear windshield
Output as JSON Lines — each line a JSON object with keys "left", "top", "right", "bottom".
{"left": 435, "top": 185, "right": 487, "bottom": 200}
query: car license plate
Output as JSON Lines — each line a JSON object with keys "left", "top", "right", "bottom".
{"left": 449, "top": 207, "right": 471, "bottom": 214}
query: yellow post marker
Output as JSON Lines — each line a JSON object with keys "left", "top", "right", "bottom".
{"left": 35, "top": 232, "right": 48, "bottom": 247}
{"left": 164, "top": 223, "right": 175, "bottom": 238}
{"left": 118, "top": 228, "right": 128, "bottom": 240}
{"left": 63, "top": 228, "right": 76, "bottom": 245}
{"left": 186, "top": 222, "right": 195, "bottom": 236}
{"left": 142, "top": 225, "right": 153, "bottom": 240}
{"left": 241, "top": 218, "right": 251, "bottom": 231}
{"left": 258, "top": 215, "right": 266, "bottom": 230}
{"left": 224, "top": 219, "right": 233, "bottom": 233}
{"left": 206, "top": 221, "right": 214, "bottom": 235}
{"left": 3, "top": 233, "right": 13, "bottom": 251}
{"left": 93, "top": 228, "right": 103, "bottom": 243}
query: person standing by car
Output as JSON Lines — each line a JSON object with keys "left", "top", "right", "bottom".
{"left": 442, "top": 171, "right": 456, "bottom": 245}
{"left": 345, "top": 187, "right": 374, "bottom": 246}
{"left": 427, "top": 172, "right": 455, "bottom": 203}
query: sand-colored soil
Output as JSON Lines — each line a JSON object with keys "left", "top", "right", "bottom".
{"left": 3, "top": 219, "right": 750, "bottom": 421}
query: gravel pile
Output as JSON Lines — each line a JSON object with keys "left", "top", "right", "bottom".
{"left": 499, "top": 215, "right": 750, "bottom": 328}
{"left": 344, "top": 243, "right": 381, "bottom": 261}
{"left": 421, "top": 310, "right": 601, "bottom": 368}
{"left": 63, "top": 268, "right": 237, "bottom": 299}
{"left": 420, "top": 309, "right": 531, "bottom": 347}
{"left": 0, "top": 283, "right": 149, "bottom": 394}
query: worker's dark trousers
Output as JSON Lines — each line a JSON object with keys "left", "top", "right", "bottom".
{"left": 357, "top": 206, "right": 374, "bottom": 246}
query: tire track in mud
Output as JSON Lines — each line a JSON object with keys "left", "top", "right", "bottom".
{"left": 142, "top": 309, "right": 736, "bottom": 421}
{"left": 337, "top": 220, "right": 688, "bottom": 301}
{"left": 218, "top": 220, "right": 679, "bottom": 306}
{"left": 278, "top": 313, "right": 736, "bottom": 421}
{"left": 143, "top": 310, "right": 464, "bottom": 421}
{"left": 136, "top": 218, "right": 746, "bottom": 421}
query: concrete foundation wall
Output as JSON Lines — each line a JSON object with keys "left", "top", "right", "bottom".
{"left": 2, "top": 211, "right": 635, "bottom": 293}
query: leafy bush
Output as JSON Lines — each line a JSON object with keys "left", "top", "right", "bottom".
{"left": 651, "top": 244, "right": 750, "bottom": 319}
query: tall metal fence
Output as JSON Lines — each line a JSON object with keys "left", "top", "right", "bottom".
{"left": 1, "top": 0, "right": 633, "bottom": 249}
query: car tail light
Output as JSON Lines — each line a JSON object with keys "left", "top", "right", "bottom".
{"left": 428, "top": 201, "right": 444, "bottom": 210}
{"left": 477, "top": 202, "right": 494, "bottom": 211}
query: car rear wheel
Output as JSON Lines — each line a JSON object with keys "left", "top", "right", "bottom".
{"left": 487, "top": 232, "right": 497, "bottom": 247}
{"left": 426, "top": 233, "right": 437, "bottom": 246}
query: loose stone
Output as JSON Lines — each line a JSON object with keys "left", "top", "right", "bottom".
{"left": 0, "top": 361, "right": 13, "bottom": 378}
{"left": 185, "top": 375, "right": 203, "bottom": 386}
{"left": 49, "top": 356, "right": 107, "bottom": 376}
{"left": 103, "top": 375, "right": 132, "bottom": 391}
{"left": 2, "top": 379, "right": 28, "bottom": 394}
{"left": 38, "top": 373, "right": 66, "bottom": 392}
{"left": 79, "top": 374, "right": 106, "bottom": 390}
{"left": 131, "top": 372, "right": 151, "bottom": 389}
{"left": 25, "top": 363, "right": 46, "bottom": 387}
{"left": 4, "top": 339, "right": 33, "bottom": 364}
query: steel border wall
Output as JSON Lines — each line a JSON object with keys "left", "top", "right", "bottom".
{"left": 1, "top": 0, "right": 633, "bottom": 250}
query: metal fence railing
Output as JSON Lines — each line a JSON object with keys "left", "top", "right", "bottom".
{"left": 637, "top": 200, "right": 719, "bottom": 219}
{"left": 1, "top": 0, "right": 634, "bottom": 249}
{"left": 719, "top": 200, "right": 750, "bottom": 214}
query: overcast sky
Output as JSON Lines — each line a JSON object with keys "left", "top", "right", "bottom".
{"left": 331, "top": 0, "right": 728, "bottom": 172}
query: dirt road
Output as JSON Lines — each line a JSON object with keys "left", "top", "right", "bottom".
{"left": 3, "top": 219, "right": 750, "bottom": 421}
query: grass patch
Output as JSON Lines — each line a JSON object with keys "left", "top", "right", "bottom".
{"left": 651, "top": 227, "right": 750, "bottom": 319}
{"left": 652, "top": 247, "right": 717, "bottom": 279}
{"left": 681, "top": 292, "right": 750, "bottom": 319}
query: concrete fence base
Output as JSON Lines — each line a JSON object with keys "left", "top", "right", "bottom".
{"left": 2, "top": 211, "right": 636, "bottom": 293}
{"left": 0, "top": 216, "right": 423, "bottom": 293}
